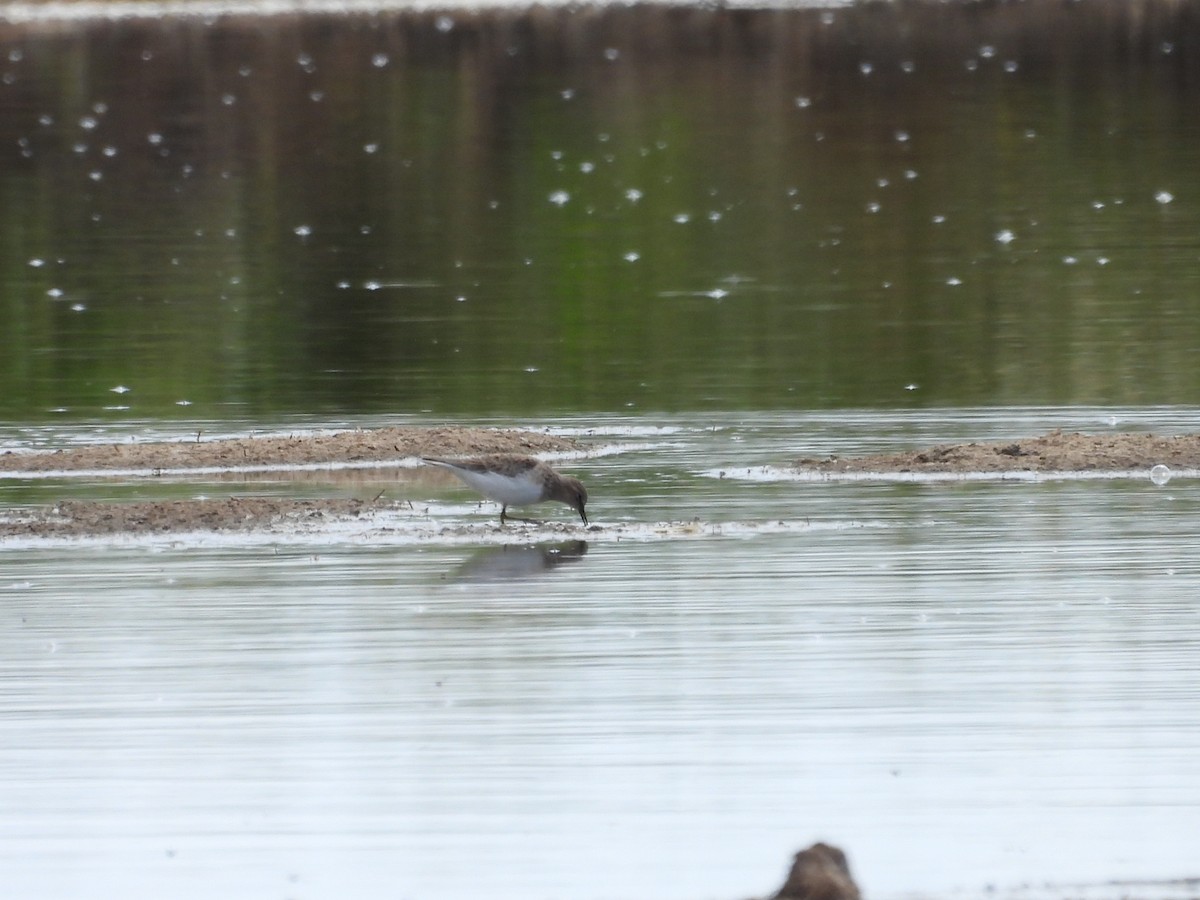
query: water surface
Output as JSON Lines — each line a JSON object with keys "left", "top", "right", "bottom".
{"left": 2, "top": 2, "right": 1200, "bottom": 419}
{"left": 3, "top": 409, "right": 1200, "bottom": 899}
{"left": 2, "top": 3, "right": 1200, "bottom": 897}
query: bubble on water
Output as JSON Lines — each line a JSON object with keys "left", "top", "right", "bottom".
{"left": 624, "top": 188, "right": 643, "bottom": 203}
{"left": 293, "top": 224, "right": 312, "bottom": 237}
{"left": 220, "top": 93, "right": 236, "bottom": 106}
{"left": 932, "top": 214, "right": 946, "bottom": 224}
{"left": 1097, "top": 256, "right": 1110, "bottom": 265}
{"left": 979, "top": 44, "right": 997, "bottom": 59}
{"left": 548, "top": 190, "right": 570, "bottom": 206}
{"left": 964, "top": 59, "right": 979, "bottom": 72}
{"left": 28, "top": 258, "right": 45, "bottom": 267}
{"left": 901, "top": 60, "right": 916, "bottom": 74}
{"left": 794, "top": 96, "right": 812, "bottom": 108}
{"left": 1150, "top": 464, "right": 1171, "bottom": 486}
{"left": 1161, "top": 41, "right": 1175, "bottom": 55}
{"left": 309, "top": 91, "right": 324, "bottom": 102}
{"left": 148, "top": 132, "right": 163, "bottom": 145}
{"left": 1062, "top": 256, "right": 1078, "bottom": 265}
{"left": 905, "top": 383, "right": 919, "bottom": 391}
{"left": 560, "top": 88, "right": 575, "bottom": 100}
{"left": 70, "top": 303, "right": 86, "bottom": 312}
{"left": 603, "top": 48, "right": 620, "bottom": 61}
{"left": 623, "top": 251, "right": 640, "bottom": 262}
{"left": 946, "top": 277, "right": 962, "bottom": 286}
{"left": 904, "top": 169, "right": 918, "bottom": 180}
{"left": 866, "top": 201, "right": 881, "bottom": 214}
{"left": 176, "top": 399, "right": 193, "bottom": 406}
{"left": 47, "top": 287, "right": 64, "bottom": 298}
{"left": 894, "top": 130, "right": 910, "bottom": 143}
{"left": 1155, "top": 190, "right": 1174, "bottom": 205}
{"left": 1004, "top": 60, "right": 1020, "bottom": 73}
{"left": 673, "top": 213, "right": 691, "bottom": 224}
{"left": 579, "top": 161, "right": 594, "bottom": 173}
{"left": 110, "top": 385, "right": 131, "bottom": 394}
{"left": 364, "top": 143, "right": 379, "bottom": 154}
{"left": 858, "top": 61, "right": 874, "bottom": 76}
{"left": 995, "top": 229, "right": 1015, "bottom": 244}
{"left": 364, "top": 280, "right": 382, "bottom": 291}
{"left": 371, "top": 53, "right": 389, "bottom": 68}
{"left": 435, "top": 15, "right": 454, "bottom": 32}
{"left": 706, "top": 289, "right": 728, "bottom": 300}
{"left": 79, "top": 116, "right": 98, "bottom": 130}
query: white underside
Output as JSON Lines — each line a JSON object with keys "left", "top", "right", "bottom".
{"left": 441, "top": 467, "right": 545, "bottom": 507}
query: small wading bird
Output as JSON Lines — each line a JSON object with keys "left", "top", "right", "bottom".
{"left": 422, "top": 455, "right": 588, "bottom": 526}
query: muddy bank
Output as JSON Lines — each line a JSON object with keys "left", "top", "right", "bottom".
{"left": 0, "top": 426, "right": 578, "bottom": 474}
{"left": 0, "top": 426, "right": 584, "bottom": 539}
{"left": 793, "top": 431, "right": 1200, "bottom": 475}
{"left": 0, "top": 496, "right": 398, "bottom": 539}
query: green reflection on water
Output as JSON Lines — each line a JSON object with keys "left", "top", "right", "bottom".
{"left": 2, "top": 4, "right": 1200, "bottom": 422}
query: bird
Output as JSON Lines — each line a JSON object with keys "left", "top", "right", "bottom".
{"left": 422, "top": 454, "right": 588, "bottom": 526}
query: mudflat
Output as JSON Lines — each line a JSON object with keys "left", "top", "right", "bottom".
{"left": 0, "top": 426, "right": 581, "bottom": 539}
{"left": 0, "top": 425, "right": 576, "bottom": 474}
{"left": 793, "top": 430, "right": 1200, "bottom": 475}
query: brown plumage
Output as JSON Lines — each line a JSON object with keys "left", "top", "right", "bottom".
{"left": 422, "top": 454, "right": 588, "bottom": 525}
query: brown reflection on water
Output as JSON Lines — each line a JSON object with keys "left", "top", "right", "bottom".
{"left": 1, "top": 3, "right": 1199, "bottom": 420}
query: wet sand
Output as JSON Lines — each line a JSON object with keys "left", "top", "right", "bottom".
{"left": 2, "top": 429, "right": 1196, "bottom": 540}
{"left": 0, "top": 425, "right": 576, "bottom": 474}
{"left": 0, "top": 426, "right": 581, "bottom": 539}
{"left": 793, "top": 430, "right": 1200, "bottom": 476}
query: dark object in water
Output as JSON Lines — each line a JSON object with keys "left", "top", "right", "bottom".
{"left": 772, "top": 842, "right": 861, "bottom": 900}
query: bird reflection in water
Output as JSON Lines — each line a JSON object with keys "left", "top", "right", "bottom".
{"left": 446, "top": 540, "right": 588, "bottom": 583}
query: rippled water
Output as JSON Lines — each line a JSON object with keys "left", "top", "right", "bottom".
{"left": 2, "top": 408, "right": 1199, "bottom": 899}
{"left": 3, "top": 1, "right": 1200, "bottom": 895}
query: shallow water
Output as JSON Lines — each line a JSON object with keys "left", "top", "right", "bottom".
{"left": 2, "top": 408, "right": 1199, "bottom": 899}
{"left": 3, "top": 1, "right": 1200, "bottom": 896}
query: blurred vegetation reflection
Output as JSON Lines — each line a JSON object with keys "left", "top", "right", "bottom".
{"left": 2, "top": 2, "right": 1199, "bottom": 421}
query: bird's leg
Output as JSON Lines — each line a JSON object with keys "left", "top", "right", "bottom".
{"left": 499, "top": 506, "right": 542, "bottom": 525}
{"left": 498, "top": 504, "right": 541, "bottom": 526}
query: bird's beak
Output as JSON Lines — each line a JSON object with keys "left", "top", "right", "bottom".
{"left": 579, "top": 506, "right": 588, "bottom": 526}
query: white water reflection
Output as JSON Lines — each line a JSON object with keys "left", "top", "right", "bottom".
{"left": 1, "top": 409, "right": 1199, "bottom": 899}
